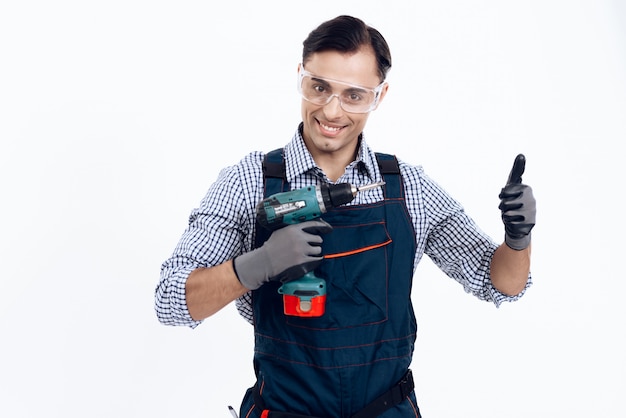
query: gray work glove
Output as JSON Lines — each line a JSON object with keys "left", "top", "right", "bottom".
{"left": 233, "top": 219, "right": 333, "bottom": 290}
{"left": 498, "top": 154, "right": 536, "bottom": 250}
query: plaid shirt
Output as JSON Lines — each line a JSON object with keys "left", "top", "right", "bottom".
{"left": 155, "top": 125, "right": 531, "bottom": 327}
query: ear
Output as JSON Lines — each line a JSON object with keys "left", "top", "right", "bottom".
{"left": 372, "top": 82, "right": 389, "bottom": 111}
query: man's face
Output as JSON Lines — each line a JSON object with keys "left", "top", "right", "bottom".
{"left": 300, "top": 48, "right": 388, "bottom": 160}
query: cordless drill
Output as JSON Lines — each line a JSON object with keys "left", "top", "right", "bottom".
{"left": 256, "top": 181, "right": 385, "bottom": 317}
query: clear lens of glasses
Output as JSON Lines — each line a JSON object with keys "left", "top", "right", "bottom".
{"left": 298, "top": 69, "right": 383, "bottom": 113}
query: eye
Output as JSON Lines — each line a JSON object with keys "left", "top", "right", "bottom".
{"left": 313, "top": 84, "right": 327, "bottom": 94}
{"left": 343, "top": 90, "right": 366, "bottom": 103}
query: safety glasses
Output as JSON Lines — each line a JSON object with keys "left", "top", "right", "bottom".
{"left": 297, "top": 66, "right": 385, "bottom": 113}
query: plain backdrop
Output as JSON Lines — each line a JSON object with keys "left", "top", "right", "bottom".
{"left": 1, "top": 1, "right": 625, "bottom": 417}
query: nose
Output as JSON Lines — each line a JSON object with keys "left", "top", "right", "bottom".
{"left": 322, "top": 94, "right": 343, "bottom": 119}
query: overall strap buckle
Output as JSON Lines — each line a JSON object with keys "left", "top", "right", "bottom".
{"left": 351, "top": 369, "right": 414, "bottom": 418}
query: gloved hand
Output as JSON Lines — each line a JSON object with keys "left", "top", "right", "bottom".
{"left": 498, "top": 154, "right": 536, "bottom": 250}
{"left": 233, "top": 219, "right": 333, "bottom": 290}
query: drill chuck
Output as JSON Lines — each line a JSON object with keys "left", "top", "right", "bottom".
{"left": 320, "top": 183, "right": 353, "bottom": 209}
{"left": 321, "top": 181, "right": 386, "bottom": 208}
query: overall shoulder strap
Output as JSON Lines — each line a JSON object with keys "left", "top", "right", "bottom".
{"left": 255, "top": 149, "right": 288, "bottom": 249}
{"left": 375, "top": 152, "right": 403, "bottom": 199}
{"left": 262, "top": 148, "right": 288, "bottom": 198}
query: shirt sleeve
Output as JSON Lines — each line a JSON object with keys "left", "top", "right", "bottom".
{"left": 402, "top": 164, "right": 531, "bottom": 306}
{"left": 155, "top": 155, "right": 262, "bottom": 327}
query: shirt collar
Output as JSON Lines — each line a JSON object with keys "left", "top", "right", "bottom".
{"left": 282, "top": 123, "right": 381, "bottom": 183}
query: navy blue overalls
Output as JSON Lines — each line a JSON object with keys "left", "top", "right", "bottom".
{"left": 240, "top": 149, "right": 421, "bottom": 418}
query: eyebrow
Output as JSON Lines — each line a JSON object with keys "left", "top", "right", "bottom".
{"left": 311, "top": 76, "right": 369, "bottom": 94}
{"left": 310, "top": 76, "right": 332, "bottom": 88}
{"left": 344, "top": 86, "right": 369, "bottom": 94}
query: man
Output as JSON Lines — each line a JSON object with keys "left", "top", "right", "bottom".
{"left": 155, "top": 15, "right": 535, "bottom": 418}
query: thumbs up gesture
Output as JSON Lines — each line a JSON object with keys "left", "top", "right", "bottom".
{"left": 499, "top": 154, "right": 536, "bottom": 250}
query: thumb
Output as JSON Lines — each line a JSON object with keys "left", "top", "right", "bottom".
{"left": 506, "top": 154, "right": 526, "bottom": 185}
{"left": 300, "top": 219, "right": 333, "bottom": 235}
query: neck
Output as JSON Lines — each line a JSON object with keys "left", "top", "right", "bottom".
{"left": 312, "top": 147, "right": 358, "bottom": 182}
{"left": 300, "top": 126, "right": 362, "bottom": 182}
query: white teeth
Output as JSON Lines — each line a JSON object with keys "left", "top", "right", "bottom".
{"left": 320, "top": 122, "right": 341, "bottom": 132}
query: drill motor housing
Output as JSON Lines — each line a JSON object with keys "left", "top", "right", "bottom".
{"left": 256, "top": 183, "right": 356, "bottom": 229}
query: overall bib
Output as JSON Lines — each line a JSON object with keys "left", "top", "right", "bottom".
{"left": 240, "top": 150, "right": 420, "bottom": 418}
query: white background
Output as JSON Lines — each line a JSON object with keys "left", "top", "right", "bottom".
{"left": 1, "top": 1, "right": 625, "bottom": 417}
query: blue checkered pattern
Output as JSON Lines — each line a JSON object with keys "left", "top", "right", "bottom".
{"left": 155, "top": 125, "right": 531, "bottom": 327}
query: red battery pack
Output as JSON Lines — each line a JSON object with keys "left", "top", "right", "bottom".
{"left": 283, "top": 294, "right": 326, "bottom": 317}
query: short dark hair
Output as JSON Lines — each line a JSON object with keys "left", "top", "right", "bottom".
{"left": 302, "top": 15, "right": 392, "bottom": 82}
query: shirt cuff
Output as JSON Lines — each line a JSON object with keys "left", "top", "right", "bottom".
{"left": 156, "top": 266, "right": 203, "bottom": 329}
{"left": 488, "top": 272, "right": 533, "bottom": 308}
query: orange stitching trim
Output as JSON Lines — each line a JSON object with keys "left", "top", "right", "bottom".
{"left": 244, "top": 405, "right": 255, "bottom": 418}
{"left": 408, "top": 396, "right": 419, "bottom": 417}
{"left": 323, "top": 239, "right": 391, "bottom": 259}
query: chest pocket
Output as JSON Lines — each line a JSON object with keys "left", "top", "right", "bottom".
{"left": 260, "top": 149, "right": 404, "bottom": 331}
{"left": 288, "top": 215, "right": 392, "bottom": 330}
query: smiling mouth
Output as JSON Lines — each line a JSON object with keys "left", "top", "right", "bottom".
{"left": 318, "top": 120, "right": 344, "bottom": 133}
